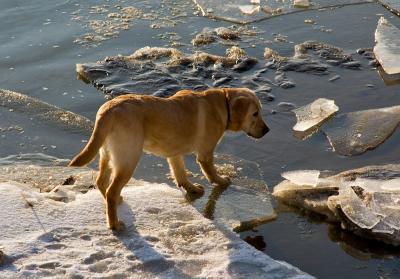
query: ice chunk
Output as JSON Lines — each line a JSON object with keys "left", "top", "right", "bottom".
{"left": 292, "top": 98, "right": 338, "bottom": 132}
{"left": 383, "top": 211, "right": 400, "bottom": 230}
{"left": 274, "top": 165, "right": 400, "bottom": 246}
{"left": 381, "top": 179, "right": 400, "bottom": 191}
{"left": 374, "top": 17, "right": 400, "bottom": 75}
{"left": 338, "top": 186, "right": 380, "bottom": 229}
{"left": 281, "top": 170, "right": 320, "bottom": 187}
{"left": 323, "top": 105, "right": 400, "bottom": 156}
{"left": 372, "top": 220, "right": 395, "bottom": 234}
{"left": 293, "top": 0, "right": 310, "bottom": 8}
{"left": 238, "top": 5, "right": 260, "bottom": 15}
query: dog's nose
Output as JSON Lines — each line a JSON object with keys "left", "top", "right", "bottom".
{"left": 262, "top": 125, "right": 270, "bottom": 135}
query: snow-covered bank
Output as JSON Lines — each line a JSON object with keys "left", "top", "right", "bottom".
{"left": 0, "top": 165, "right": 313, "bottom": 278}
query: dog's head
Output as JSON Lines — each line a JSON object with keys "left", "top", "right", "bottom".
{"left": 224, "top": 88, "right": 269, "bottom": 139}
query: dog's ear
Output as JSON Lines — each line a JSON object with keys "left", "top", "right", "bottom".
{"left": 228, "top": 95, "right": 250, "bottom": 131}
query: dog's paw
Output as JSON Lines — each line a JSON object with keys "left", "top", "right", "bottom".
{"left": 182, "top": 183, "right": 204, "bottom": 195}
{"left": 109, "top": 220, "right": 126, "bottom": 232}
{"left": 214, "top": 175, "right": 231, "bottom": 187}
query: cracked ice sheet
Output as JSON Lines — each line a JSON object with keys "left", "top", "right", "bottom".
{"left": 292, "top": 98, "right": 338, "bottom": 132}
{"left": 322, "top": 105, "right": 400, "bottom": 156}
{"left": 374, "top": 17, "right": 400, "bottom": 75}
{"left": 0, "top": 168, "right": 313, "bottom": 279}
{"left": 378, "top": 0, "right": 400, "bottom": 16}
{"left": 192, "top": 0, "right": 373, "bottom": 24}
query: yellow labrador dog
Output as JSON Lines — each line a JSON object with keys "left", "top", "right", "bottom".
{"left": 69, "top": 88, "right": 269, "bottom": 230}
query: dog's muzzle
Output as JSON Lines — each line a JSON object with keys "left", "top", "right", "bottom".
{"left": 247, "top": 124, "right": 269, "bottom": 139}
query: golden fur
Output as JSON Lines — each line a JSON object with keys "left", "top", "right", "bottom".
{"left": 69, "top": 88, "right": 269, "bottom": 230}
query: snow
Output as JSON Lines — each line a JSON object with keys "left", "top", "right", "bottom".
{"left": 0, "top": 165, "right": 313, "bottom": 279}
{"left": 374, "top": 17, "right": 400, "bottom": 75}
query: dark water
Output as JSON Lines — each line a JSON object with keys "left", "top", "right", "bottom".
{"left": 1, "top": 0, "right": 400, "bottom": 278}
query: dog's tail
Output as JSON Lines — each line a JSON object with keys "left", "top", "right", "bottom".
{"left": 69, "top": 111, "right": 111, "bottom": 167}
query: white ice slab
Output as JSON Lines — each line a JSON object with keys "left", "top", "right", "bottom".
{"left": 293, "top": 98, "right": 338, "bottom": 132}
{"left": 281, "top": 170, "right": 320, "bottom": 187}
{"left": 374, "top": 17, "right": 400, "bottom": 75}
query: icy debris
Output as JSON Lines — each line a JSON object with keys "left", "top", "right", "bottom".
{"left": 76, "top": 46, "right": 261, "bottom": 98}
{"left": 294, "top": 0, "right": 310, "bottom": 8}
{"left": 215, "top": 27, "right": 240, "bottom": 40}
{"left": 72, "top": 5, "right": 143, "bottom": 46}
{"left": 292, "top": 98, "right": 338, "bottom": 132}
{"left": 194, "top": 0, "right": 370, "bottom": 24}
{"left": 0, "top": 165, "right": 312, "bottom": 278}
{"left": 191, "top": 28, "right": 217, "bottom": 46}
{"left": 273, "top": 164, "right": 400, "bottom": 246}
{"left": 191, "top": 27, "right": 240, "bottom": 46}
{"left": 322, "top": 105, "right": 400, "bottom": 156}
{"left": 374, "top": 17, "right": 400, "bottom": 75}
{"left": 282, "top": 170, "right": 320, "bottom": 187}
{"left": 265, "top": 41, "right": 355, "bottom": 75}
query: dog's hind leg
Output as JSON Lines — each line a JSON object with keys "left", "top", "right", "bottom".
{"left": 96, "top": 148, "right": 111, "bottom": 200}
{"left": 105, "top": 137, "right": 143, "bottom": 231}
{"left": 167, "top": 155, "right": 204, "bottom": 195}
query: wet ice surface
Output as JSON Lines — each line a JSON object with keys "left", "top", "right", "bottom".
{"left": 374, "top": 17, "right": 400, "bottom": 75}
{"left": 322, "top": 106, "right": 400, "bottom": 156}
{"left": 193, "top": 0, "right": 373, "bottom": 23}
{"left": 292, "top": 98, "right": 338, "bottom": 132}
{"left": 273, "top": 165, "right": 400, "bottom": 246}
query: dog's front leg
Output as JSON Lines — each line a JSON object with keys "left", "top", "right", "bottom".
{"left": 167, "top": 156, "right": 204, "bottom": 195}
{"left": 197, "top": 152, "right": 231, "bottom": 187}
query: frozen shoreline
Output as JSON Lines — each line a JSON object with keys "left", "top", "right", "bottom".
{"left": 0, "top": 165, "right": 313, "bottom": 279}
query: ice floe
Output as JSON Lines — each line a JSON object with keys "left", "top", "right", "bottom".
{"left": 292, "top": 98, "right": 338, "bottom": 132}
{"left": 0, "top": 89, "right": 93, "bottom": 133}
{"left": 378, "top": 0, "right": 400, "bottom": 16}
{"left": 374, "top": 17, "right": 400, "bottom": 75}
{"left": 273, "top": 164, "right": 400, "bottom": 246}
{"left": 0, "top": 164, "right": 312, "bottom": 278}
{"left": 322, "top": 105, "right": 400, "bottom": 156}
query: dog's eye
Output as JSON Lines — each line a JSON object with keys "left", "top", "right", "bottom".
{"left": 253, "top": 111, "right": 259, "bottom": 117}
